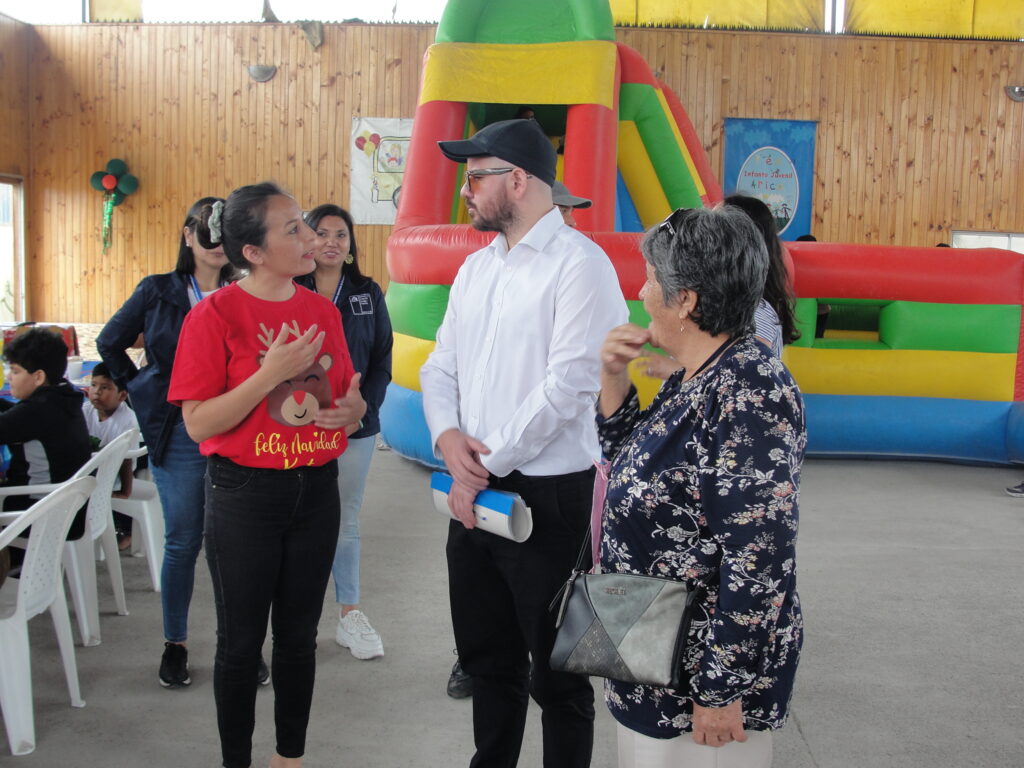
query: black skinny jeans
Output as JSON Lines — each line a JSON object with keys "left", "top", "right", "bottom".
{"left": 204, "top": 455, "right": 340, "bottom": 768}
{"left": 447, "top": 467, "right": 597, "bottom": 768}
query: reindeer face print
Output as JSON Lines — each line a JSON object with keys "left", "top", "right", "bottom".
{"left": 258, "top": 322, "right": 335, "bottom": 428}
{"left": 266, "top": 355, "right": 333, "bottom": 426}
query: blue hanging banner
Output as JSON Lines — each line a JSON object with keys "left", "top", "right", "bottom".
{"left": 723, "top": 118, "right": 817, "bottom": 239}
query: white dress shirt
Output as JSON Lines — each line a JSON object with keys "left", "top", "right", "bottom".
{"left": 421, "top": 207, "right": 628, "bottom": 478}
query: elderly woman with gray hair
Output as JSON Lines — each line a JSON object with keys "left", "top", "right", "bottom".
{"left": 596, "top": 206, "right": 805, "bottom": 768}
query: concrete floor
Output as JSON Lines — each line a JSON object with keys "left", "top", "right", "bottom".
{"left": 4, "top": 450, "right": 1024, "bottom": 767}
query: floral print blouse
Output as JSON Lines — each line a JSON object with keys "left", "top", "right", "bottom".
{"left": 597, "top": 336, "right": 805, "bottom": 739}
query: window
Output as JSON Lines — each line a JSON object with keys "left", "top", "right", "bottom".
{"left": 0, "top": 178, "right": 25, "bottom": 322}
{"left": 951, "top": 231, "right": 1024, "bottom": 255}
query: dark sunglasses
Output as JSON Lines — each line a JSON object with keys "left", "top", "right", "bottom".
{"left": 657, "top": 207, "right": 695, "bottom": 238}
{"left": 463, "top": 167, "right": 532, "bottom": 192}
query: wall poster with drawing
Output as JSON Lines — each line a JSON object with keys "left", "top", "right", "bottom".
{"left": 723, "top": 118, "right": 817, "bottom": 239}
{"left": 350, "top": 117, "right": 414, "bottom": 225}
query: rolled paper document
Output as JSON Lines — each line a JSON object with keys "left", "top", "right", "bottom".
{"left": 430, "top": 472, "right": 533, "bottom": 543}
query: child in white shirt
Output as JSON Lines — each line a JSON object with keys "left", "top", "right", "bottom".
{"left": 82, "top": 362, "right": 140, "bottom": 550}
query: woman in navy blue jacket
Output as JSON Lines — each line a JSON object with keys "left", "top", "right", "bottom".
{"left": 297, "top": 204, "right": 392, "bottom": 660}
{"left": 97, "top": 196, "right": 237, "bottom": 688}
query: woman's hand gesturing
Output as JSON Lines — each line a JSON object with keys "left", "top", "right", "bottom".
{"left": 315, "top": 372, "right": 367, "bottom": 431}
{"left": 601, "top": 323, "right": 651, "bottom": 374}
{"left": 599, "top": 323, "right": 651, "bottom": 417}
{"left": 260, "top": 323, "right": 326, "bottom": 384}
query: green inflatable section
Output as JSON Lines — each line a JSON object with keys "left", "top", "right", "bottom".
{"left": 385, "top": 282, "right": 452, "bottom": 341}
{"left": 388, "top": 287, "right": 651, "bottom": 347}
{"left": 436, "top": 0, "right": 613, "bottom": 44}
{"left": 627, "top": 299, "right": 649, "bottom": 329}
{"left": 619, "top": 84, "right": 704, "bottom": 210}
{"left": 791, "top": 298, "right": 1019, "bottom": 352}
{"left": 385, "top": 290, "right": 1024, "bottom": 355}
{"left": 791, "top": 298, "right": 818, "bottom": 346}
{"left": 880, "top": 301, "right": 1020, "bottom": 353}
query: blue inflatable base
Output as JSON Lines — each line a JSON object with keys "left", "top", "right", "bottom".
{"left": 382, "top": 384, "right": 1024, "bottom": 468}
{"left": 380, "top": 383, "right": 446, "bottom": 470}
{"left": 804, "top": 394, "right": 1022, "bottom": 465}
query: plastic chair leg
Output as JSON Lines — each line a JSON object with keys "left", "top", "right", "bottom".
{"left": 98, "top": 525, "right": 128, "bottom": 616}
{"left": 137, "top": 512, "right": 163, "bottom": 592}
{"left": 49, "top": 586, "right": 85, "bottom": 708}
{"left": 118, "top": 499, "right": 164, "bottom": 592}
{"left": 0, "top": 617, "right": 36, "bottom": 755}
{"left": 63, "top": 538, "right": 100, "bottom": 647}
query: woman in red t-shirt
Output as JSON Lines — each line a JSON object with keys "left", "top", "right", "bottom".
{"left": 169, "top": 182, "right": 365, "bottom": 768}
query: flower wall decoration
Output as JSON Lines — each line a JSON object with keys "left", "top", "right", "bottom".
{"left": 89, "top": 158, "right": 139, "bottom": 253}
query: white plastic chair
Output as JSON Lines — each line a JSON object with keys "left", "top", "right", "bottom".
{"left": 0, "top": 476, "right": 96, "bottom": 756}
{"left": 0, "top": 430, "right": 135, "bottom": 646}
{"left": 111, "top": 441, "right": 164, "bottom": 592}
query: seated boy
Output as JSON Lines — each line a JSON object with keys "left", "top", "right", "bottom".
{"left": 82, "top": 362, "right": 139, "bottom": 550}
{"left": 0, "top": 328, "right": 92, "bottom": 546}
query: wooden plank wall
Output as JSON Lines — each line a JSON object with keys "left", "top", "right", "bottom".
{"left": 27, "top": 23, "right": 435, "bottom": 323}
{"left": 0, "top": 13, "right": 30, "bottom": 177}
{"left": 19, "top": 23, "right": 1024, "bottom": 322}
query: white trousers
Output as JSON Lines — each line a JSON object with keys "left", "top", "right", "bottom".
{"left": 617, "top": 722, "right": 773, "bottom": 768}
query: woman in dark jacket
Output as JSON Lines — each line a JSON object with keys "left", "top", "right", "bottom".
{"left": 97, "top": 196, "right": 236, "bottom": 688}
{"left": 297, "top": 204, "right": 392, "bottom": 660}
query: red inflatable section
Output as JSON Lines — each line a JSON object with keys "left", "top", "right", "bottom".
{"left": 786, "top": 243, "right": 1024, "bottom": 304}
{"left": 395, "top": 97, "right": 467, "bottom": 231}
{"left": 614, "top": 40, "right": 652, "bottom": 85}
{"left": 389, "top": 225, "right": 646, "bottom": 297}
{"left": 564, "top": 100, "right": 619, "bottom": 232}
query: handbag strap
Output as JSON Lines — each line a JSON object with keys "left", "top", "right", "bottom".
{"left": 557, "top": 341, "right": 734, "bottom": 613}
{"left": 584, "top": 335, "right": 734, "bottom": 574}
{"left": 589, "top": 459, "right": 610, "bottom": 571}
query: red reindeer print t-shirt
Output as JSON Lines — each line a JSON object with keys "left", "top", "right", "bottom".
{"left": 168, "top": 282, "right": 355, "bottom": 469}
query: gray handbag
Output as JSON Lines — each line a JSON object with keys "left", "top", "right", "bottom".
{"left": 548, "top": 463, "right": 705, "bottom": 689}
{"left": 549, "top": 564, "right": 704, "bottom": 689}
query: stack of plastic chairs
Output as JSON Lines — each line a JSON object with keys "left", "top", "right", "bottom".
{"left": 0, "top": 429, "right": 135, "bottom": 646}
{"left": 0, "top": 476, "right": 96, "bottom": 755}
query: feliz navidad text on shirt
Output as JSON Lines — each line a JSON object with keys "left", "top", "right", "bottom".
{"left": 252, "top": 430, "right": 343, "bottom": 468}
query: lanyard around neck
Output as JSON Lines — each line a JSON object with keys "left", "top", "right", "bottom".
{"left": 189, "top": 274, "right": 223, "bottom": 304}
{"left": 331, "top": 274, "right": 346, "bottom": 305}
{"left": 687, "top": 336, "right": 735, "bottom": 381}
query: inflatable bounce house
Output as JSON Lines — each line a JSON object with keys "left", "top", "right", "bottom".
{"left": 381, "top": 0, "right": 1024, "bottom": 467}
{"left": 784, "top": 243, "right": 1024, "bottom": 463}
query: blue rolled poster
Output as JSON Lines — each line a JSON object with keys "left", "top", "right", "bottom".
{"left": 430, "top": 472, "right": 533, "bottom": 543}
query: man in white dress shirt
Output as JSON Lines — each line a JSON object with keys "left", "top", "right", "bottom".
{"left": 421, "top": 118, "right": 628, "bottom": 768}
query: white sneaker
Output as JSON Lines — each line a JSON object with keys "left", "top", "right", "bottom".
{"left": 335, "top": 610, "right": 384, "bottom": 660}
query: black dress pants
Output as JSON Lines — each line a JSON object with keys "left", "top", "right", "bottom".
{"left": 204, "top": 456, "right": 340, "bottom": 768}
{"left": 447, "top": 468, "right": 596, "bottom": 768}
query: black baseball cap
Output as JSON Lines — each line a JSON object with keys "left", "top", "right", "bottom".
{"left": 438, "top": 119, "right": 556, "bottom": 187}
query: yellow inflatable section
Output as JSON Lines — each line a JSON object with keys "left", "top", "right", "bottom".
{"left": 783, "top": 347, "right": 1017, "bottom": 401}
{"left": 609, "top": 0, "right": 824, "bottom": 30}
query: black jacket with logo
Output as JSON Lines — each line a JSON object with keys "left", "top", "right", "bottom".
{"left": 0, "top": 381, "right": 91, "bottom": 538}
